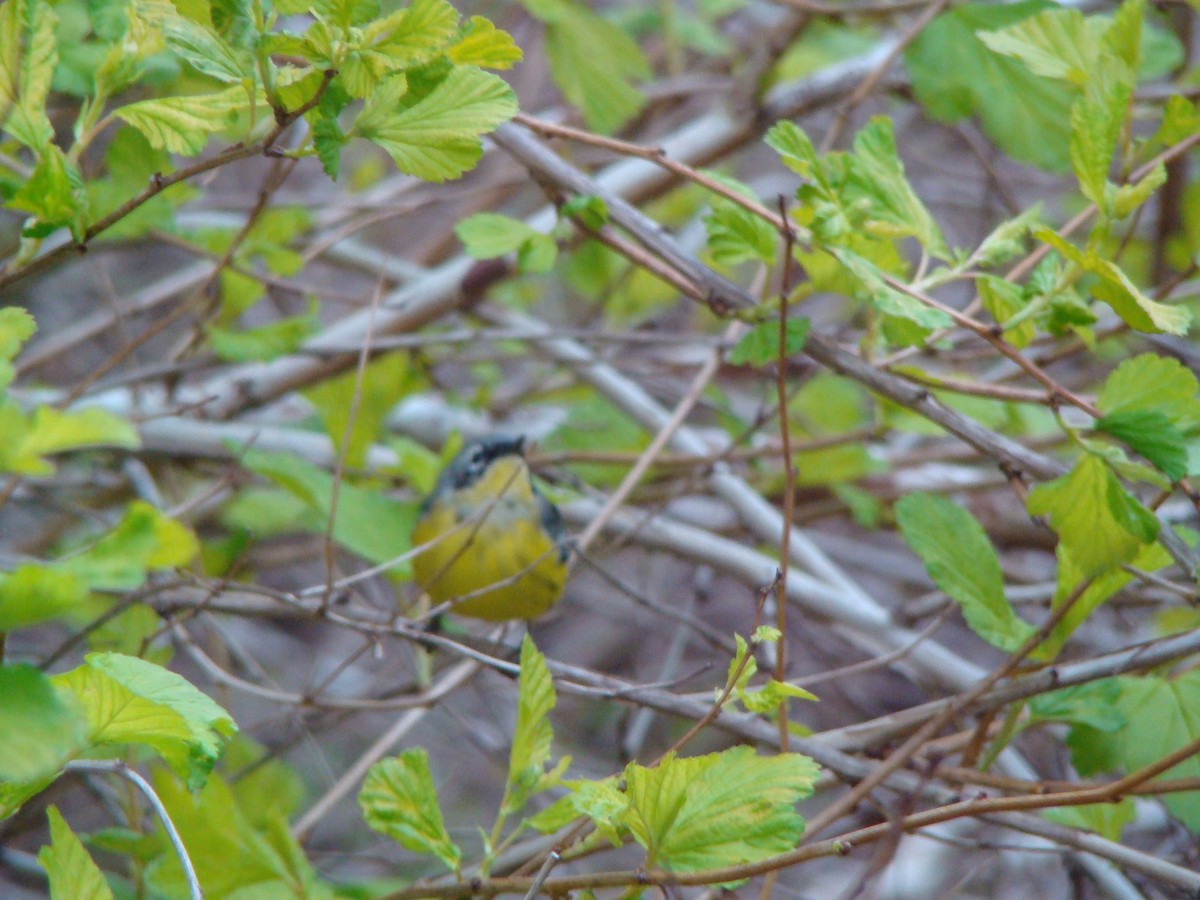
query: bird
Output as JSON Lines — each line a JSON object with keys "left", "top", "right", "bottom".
{"left": 410, "top": 435, "right": 570, "bottom": 620}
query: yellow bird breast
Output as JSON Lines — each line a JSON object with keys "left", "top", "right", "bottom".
{"left": 411, "top": 457, "right": 569, "bottom": 620}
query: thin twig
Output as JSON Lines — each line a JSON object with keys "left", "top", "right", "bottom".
{"left": 65, "top": 759, "right": 203, "bottom": 900}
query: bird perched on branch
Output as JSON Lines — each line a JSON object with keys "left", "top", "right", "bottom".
{"left": 411, "top": 435, "right": 570, "bottom": 620}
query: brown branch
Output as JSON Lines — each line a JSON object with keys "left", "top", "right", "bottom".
{"left": 799, "top": 576, "right": 1094, "bottom": 842}
{"left": 514, "top": 113, "right": 787, "bottom": 231}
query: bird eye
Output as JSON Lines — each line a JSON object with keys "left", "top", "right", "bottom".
{"left": 469, "top": 447, "right": 486, "bottom": 468}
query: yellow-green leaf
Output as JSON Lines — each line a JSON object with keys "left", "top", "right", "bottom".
{"left": 360, "top": 749, "right": 461, "bottom": 871}
{"left": 40, "top": 807, "right": 114, "bottom": 900}
{"left": 0, "top": 667, "right": 85, "bottom": 783}
{"left": 0, "top": 565, "right": 89, "bottom": 631}
{"left": 59, "top": 502, "right": 199, "bottom": 590}
{"left": 623, "top": 747, "right": 819, "bottom": 873}
{"left": 354, "top": 65, "right": 516, "bottom": 181}
{"left": 447, "top": 16, "right": 522, "bottom": 70}
{"left": 897, "top": 493, "right": 1035, "bottom": 650}
{"left": 502, "top": 635, "right": 559, "bottom": 818}
{"left": 1027, "top": 454, "right": 1158, "bottom": 577}
{"left": 53, "top": 653, "right": 236, "bottom": 788}
{"left": 114, "top": 86, "right": 250, "bottom": 154}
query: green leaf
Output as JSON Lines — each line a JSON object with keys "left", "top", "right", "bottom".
{"left": 1036, "top": 228, "right": 1191, "bottom": 335}
{"left": 703, "top": 197, "right": 777, "bottom": 267}
{"left": 905, "top": 1, "right": 1075, "bottom": 171}
{"left": 978, "top": 8, "right": 1103, "bottom": 86}
{"left": 159, "top": 9, "right": 251, "bottom": 83}
{"left": 0, "top": 565, "right": 89, "bottom": 631}
{"left": 753, "top": 625, "right": 782, "bottom": 644}
{"left": 0, "top": 0, "right": 57, "bottom": 149}
{"left": 526, "top": 0, "right": 649, "bottom": 133}
{"left": 455, "top": 212, "right": 557, "bottom": 273}
{"left": 830, "top": 248, "right": 953, "bottom": 330}
{"left": 501, "top": 636, "right": 559, "bottom": 818}
{"left": 360, "top": 749, "right": 461, "bottom": 871}
{"left": 1097, "top": 353, "right": 1200, "bottom": 433}
{"left": 1155, "top": 95, "right": 1200, "bottom": 147}
{"left": 533, "top": 777, "right": 628, "bottom": 843}
{"left": 3, "top": 406, "right": 139, "bottom": 475}
{"left": 699, "top": 173, "right": 776, "bottom": 267}
{"left": 15, "top": 0, "right": 55, "bottom": 110}
{"left": 355, "top": 65, "right": 516, "bottom": 181}
{"left": 385, "top": 435, "right": 442, "bottom": 495}
{"left": 447, "top": 16, "right": 522, "bottom": 69}
{"left": 1029, "top": 680, "right": 1125, "bottom": 732}
{"left": 765, "top": 120, "right": 819, "bottom": 179}
{"left": 972, "top": 205, "right": 1042, "bottom": 269}
{"left": 146, "top": 768, "right": 331, "bottom": 898}
{"left": 725, "top": 633, "right": 758, "bottom": 698}
{"left": 544, "top": 393, "right": 650, "bottom": 488}
{"left": 87, "top": 604, "right": 171, "bottom": 662}
{"left": 0, "top": 666, "right": 85, "bottom": 783}
{"left": 242, "top": 449, "right": 419, "bottom": 571}
{"left": 1069, "top": 65, "right": 1132, "bottom": 206}
{"left": 846, "top": 117, "right": 948, "bottom": 258}
{"left": 1092, "top": 258, "right": 1190, "bottom": 335}
{"left": 366, "top": 0, "right": 459, "bottom": 65}
{"left": 1026, "top": 454, "right": 1158, "bottom": 577}
{"left": 560, "top": 194, "right": 609, "bottom": 230}
{"left": 53, "top": 653, "right": 236, "bottom": 788}
{"left": 454, "top": 201, "right": 516, "bottom": 254}
{"left": 835, "top": 483, "right": 882, "bottom": 527}
{"left": 303, "top": 352, "right": 416, "bottom": 471}
{"left": 40, "top": 807, "right": 114, "bottom": 900}
{"left": 89, "top": 128, "right": 188, "bottom": 240}
{"left": 1096, "top": 410, "right": 1188, "bottom": 481}
{"left": 8, "top": 144, "right": 88, "bottom": 240}
{"left": 210, "top": 0, "right": 258, "bottom": 43}
{"left": 525, "top": 793, "right": 583, "bottom": 836}
{"left": 739, "top": 679, "right": 818, "bottom": 714}
{"left": 59, "top": 501, "right": 199, "bottom": 591}
{"left": 1113, "top": 162, "right": 1166, "bottom": 218}
{"left": 340, "top": 47, "right": 402, "bottom": 99}
{"left": 1103, "top": 0, "right": 1145, "bottom": 71}
{"left": 623, "top": 747, "right": 819, "bottom": 873}
{"left": 1067, "top": 672, "right": 1200, "bottom": 829}
{"left": 790, "top": 374, "right": 876, "bottom": 465}
{"left": 1042, "top": 540, "right": 1171, "bottom": 658}
{"left": 221, "top": 735, "right": 307, "bottom": 826}
{"left": 977, "top": 274, "right": 1035, "bottom": 348}
{"left": 206, "top": 301, "right": 319, "bottom": 362}
{"left": 0, "top": 306, "right": 37, "bottom": 390}
{"left": 220, "top": 486, "right": 309, "bottom": 536}
{"left": 1045, "top": 800, "right": 1135, "bottom": 842}
{"left": 113, "top": 85, "right": 249, "bottom": 154}
{"left": 0, "top": 305, "right": 36, "bottom": 359}
{"left": 896, "top": 493, "right": 1035, "bottom": 651}
{"left": 728, "top": 318, "right": 809, "bottom": 366}
{"left": 313, "top": 115, "right": 346, "bottom": 179}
